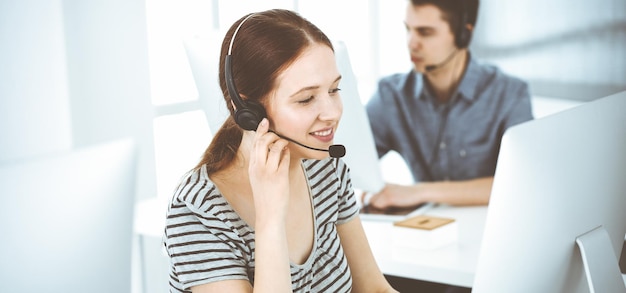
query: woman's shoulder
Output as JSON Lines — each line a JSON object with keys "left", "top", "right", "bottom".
{"left": 169, "top": 166, "right": 224, "bottom": 215}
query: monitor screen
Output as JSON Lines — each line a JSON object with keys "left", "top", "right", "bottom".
{"left": 0, "top": 139, "right": 138, "bottom": 293}
{"left": 472, "top": 91, "right": 626, "bottom": 293}
{"left": 332, "top": 40, "right": 386, "bottom": 194}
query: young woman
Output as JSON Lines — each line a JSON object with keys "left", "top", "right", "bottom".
{"left": 163, "top": 9, "right": 397, "bottom": 293}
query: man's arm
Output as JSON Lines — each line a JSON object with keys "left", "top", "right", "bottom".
{"left": 368, "top": 176, "right": 493, "bottom": 208}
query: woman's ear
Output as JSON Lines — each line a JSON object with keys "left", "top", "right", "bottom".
{"left": 230, "top": 94, "right": 250, "bottom": 111}
{"left": 230, "top": 99, "right": 237, "bottom": 111}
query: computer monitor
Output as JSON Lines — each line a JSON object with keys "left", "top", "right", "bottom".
{"left": 472, "top": 91, "right": 626, "bottom": 293}
{"left": 332, "top": 40, "right": 386, "bottom": 194}
{"left": 0, "top": 139, "right": 138, "bottom": 293}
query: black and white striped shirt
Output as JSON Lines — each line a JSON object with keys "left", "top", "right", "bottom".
{"left": 164, "top": 158, "right": 359, "bottom": 292}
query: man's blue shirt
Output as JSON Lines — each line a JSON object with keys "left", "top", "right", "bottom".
{"left": 366, "top": 56, "right": 533, "bottom": 182}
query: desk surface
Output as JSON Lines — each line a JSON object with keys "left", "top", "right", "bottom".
{"left": 362, "top": 205, "right": 487, "bottom": 287}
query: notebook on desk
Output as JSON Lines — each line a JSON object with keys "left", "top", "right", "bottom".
{"left": 359, "top": 202, "right": 435, "bottom": 221}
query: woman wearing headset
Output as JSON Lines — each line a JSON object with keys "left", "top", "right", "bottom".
{"left": 163, "top": 9, "right": 397, "bottom": 293}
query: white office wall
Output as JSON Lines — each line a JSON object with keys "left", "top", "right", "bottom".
{"left": 371, "top": 0, "right": 626, "bottom": 102}
{"left": 472, "top": 0, "right": 626, "bottom": 100}
{"left": 0, "top": 0, "right": 156, "bottom": 199}
{"left": 0, "top": 0, "right": 72, "bottom": 163}
{"left": 62, "top": 0, "right": 157, "bottom": 200}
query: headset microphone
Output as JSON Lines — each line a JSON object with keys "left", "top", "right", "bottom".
{"left": 269, "top": 131, "right": 346, "bottom": 158}
{"left": 225, "top": 13, "right": 346, "bottom": 159}
{"left": 328, "top": 145, "right": 346, "bottom": 158}
{"left": 425, "top": 49, "right": 458, "bottom": 72}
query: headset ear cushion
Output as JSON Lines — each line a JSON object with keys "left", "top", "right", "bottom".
{"left": 234, "top": 101, "right": 267, "bottom": 131}
{"left": 456, "top": 26, "right": 471, "bottom": 48}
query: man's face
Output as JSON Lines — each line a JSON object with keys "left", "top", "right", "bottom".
{"left": 404, "top": 3, "right": 457, "bottom": 73}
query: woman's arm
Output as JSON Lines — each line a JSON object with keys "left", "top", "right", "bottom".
{"left": 190, "top": 219, "right": 293, "bottom": 293}
{"left": 248, "top": 118, "right": 293, "bottom": 292}
{"left": 337, "top": 216, "right": 399, "bottom": 293}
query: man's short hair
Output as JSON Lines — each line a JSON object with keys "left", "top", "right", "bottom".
{"left": 410, "top": 0, "right": 479, "bottom": 47}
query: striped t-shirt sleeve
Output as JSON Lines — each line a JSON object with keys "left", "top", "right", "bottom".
{"left": 164, "top": 170, "right": 249, "bottom": 291}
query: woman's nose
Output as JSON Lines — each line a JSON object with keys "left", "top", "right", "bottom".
{"left": 318, "top": 93, "right": 343, "bottom": 121}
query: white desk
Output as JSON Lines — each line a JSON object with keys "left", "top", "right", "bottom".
{"left": 362, "top": 205, "right": 488, "bottom": 288}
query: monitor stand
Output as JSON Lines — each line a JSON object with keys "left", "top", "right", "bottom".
{"left": 576, "top": 225, "right": 626, "bottom": 293}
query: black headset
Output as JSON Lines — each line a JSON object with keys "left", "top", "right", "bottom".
{"left": 455, "top": 0, "right": 472, "bottom": 49}
{"left": 225, "top": 13, "right": 267, "bottom": 131}
{"left": 223, "top": 12, "right": 347, "bottom": 158}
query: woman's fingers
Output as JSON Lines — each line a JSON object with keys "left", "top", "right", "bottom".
{"left": 251, "top": 118, "right": 289, "bottom": 171}
{"left": 266, "top": 139, "right": 289, "bottom": 169}
{"left": 251, "top": 119, "right": 270, "bottom": 164}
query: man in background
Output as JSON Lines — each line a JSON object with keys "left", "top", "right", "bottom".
{"left": 366, "top": 0, "right": 533, "bottom": 291}
{"left": 367, "top": 0, "right": 532, "bottom": 210}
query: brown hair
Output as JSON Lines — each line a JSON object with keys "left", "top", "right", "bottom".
{"left": 195, "top": 9, "right": 334, "bottom": 175}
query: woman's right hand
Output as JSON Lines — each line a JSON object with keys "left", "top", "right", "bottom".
{"left": 248, "top": 118, "right": 291, "bottom": 224}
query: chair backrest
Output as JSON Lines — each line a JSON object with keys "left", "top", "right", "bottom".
{"left": 0, "top": 139, "right": 138, "bottom": 293}
{"left": 183, "top": 33, "right": 229, "bottom": 135}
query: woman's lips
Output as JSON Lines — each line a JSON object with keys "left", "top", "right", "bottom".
{"left": 310, "top": 128, "right": 334, "bottom": 143}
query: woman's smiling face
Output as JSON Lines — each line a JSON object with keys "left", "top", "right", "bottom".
{"left": 266, "top": 43, "right": 343, "bottom": 160}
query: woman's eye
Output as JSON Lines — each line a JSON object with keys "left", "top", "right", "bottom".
{"left": 330, "top": 88, "right": 342, "bottom": 94}
{"left": 298, "top": 96, "right": 314, "bottom": 104}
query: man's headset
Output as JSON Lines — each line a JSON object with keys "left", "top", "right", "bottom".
{"left": 425, "top": 0, "right": 473, "bottom": 72}
{"left": 224, "top": 14, "right": 346, "bottom": 158}
{"left": 455, "top": 0, "right": 472, "bottom": 49}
